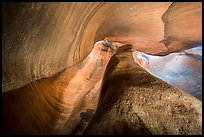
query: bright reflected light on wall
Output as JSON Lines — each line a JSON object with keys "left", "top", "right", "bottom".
{"left": 133, "top": 44, "right": 202, "bottom": 100}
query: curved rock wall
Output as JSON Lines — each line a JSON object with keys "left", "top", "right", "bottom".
{"left": 2, "top": 2, "right": 202, "bottom": 135}
{"left": 162, "top": 2, "right": 202, "bottom": 53}
{"left": 4, "top": 2, "right": 202, "bottom": 92}
{"left": 85, "top": 50, "right": 202, "bottom": 135}
{"left": 2, "top": 2, "right": 111, "bottom": 92}
{"left": 133, "top": 45, "right": 202, "bottom": 100}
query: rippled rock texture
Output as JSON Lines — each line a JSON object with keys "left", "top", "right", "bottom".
{"left": 3, "top": 2, "right": 202, "bottom": 92}
{"left": 85, "top": 50, "right": 202, "bottom": 135}
{"left": 2, "top": 2, "right": 202, "bottom": 135}
{"left": 3, "top": 40, "right": 124, "bottom": 135}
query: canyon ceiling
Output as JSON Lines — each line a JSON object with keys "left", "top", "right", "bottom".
{"left": 2, "top": 2, "right": 202, "bottom": 135}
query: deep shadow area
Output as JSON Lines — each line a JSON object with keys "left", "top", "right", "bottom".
{"left": 84, "top": 49, "right": 202, "bottom": 135}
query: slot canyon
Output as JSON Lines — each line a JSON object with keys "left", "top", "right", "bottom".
{"left": 2, "top": 2, "right": 202, "bottom": 135}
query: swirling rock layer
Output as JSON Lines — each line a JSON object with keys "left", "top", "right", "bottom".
{"left": 2, "top": 2, "right": 202, "bottom": 135}
{"left": 3, "top": 2, "right": 201, "bottom": 92}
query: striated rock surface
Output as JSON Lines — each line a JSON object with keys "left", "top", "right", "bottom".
{"left": 3, "top": 2, "right": 202, "bottom": 92}
{"left": 161, "top": 2, "right": 202, "bottom": 53}
{"left": 2, "top": 40, "right": 124, "bottom": 135}
{"left": 2, "top": 2, "right": 202, "bottom": 135}
{"left": 85, "top": 50, "right": 202, "bottom": 135}
{"left": 2, "top": 2, "right": 112, "bottom": 92}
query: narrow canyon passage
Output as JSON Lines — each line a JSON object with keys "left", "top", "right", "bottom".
{"left": 2, "top": 2, "right": 202, "bottom": 135}
{"left": 85, "top": 48, "right": 202, "bottom": 135}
